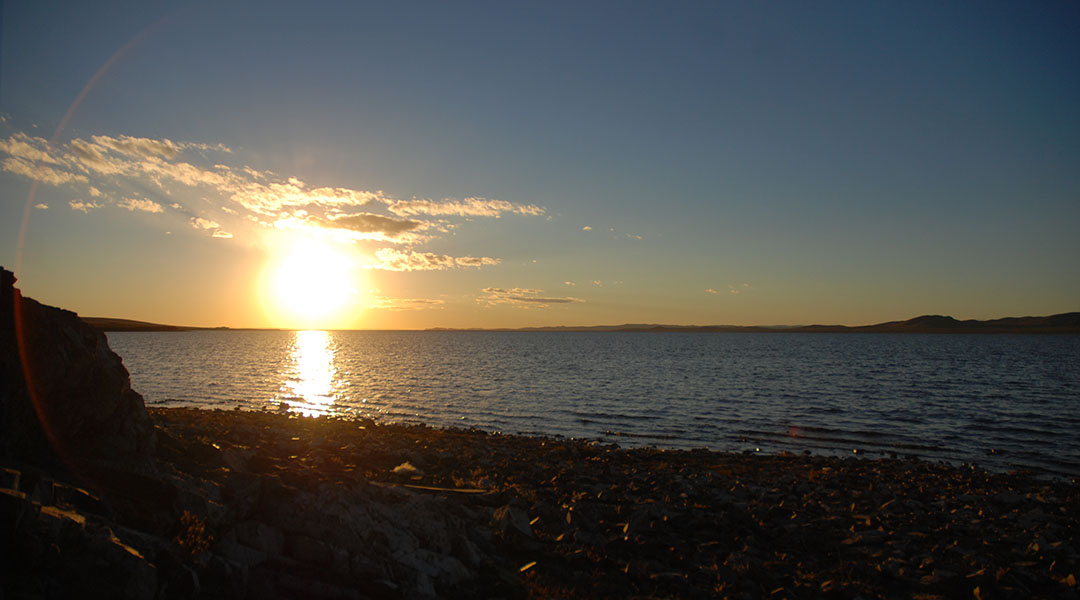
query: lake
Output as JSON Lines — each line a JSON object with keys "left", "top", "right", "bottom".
{"left": 107, "top": 330, "right": 1080, "bottom": 478}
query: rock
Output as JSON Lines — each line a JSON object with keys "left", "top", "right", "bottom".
{"left": 392, "top": 547, "right": 472, "bottom": 586}
{"left": 0, "top": 267, "right": 155, "bottom": 472}
{"left": 0, "top": 466, "right": 19, "bottom": 489}
{"left": 0, "top": 487, "right": 31, "bottom": 532}
{"left": 993, "top": 490, "right": 1024, "bottom": 507}
{"left": 573, "top": 528, "right": 608, "bottom": 547}
{"left": 276, "top": 573, "right": 367, "bottom": 600}
{"left": 53, "top": 481, "right": 111, "bottom": 517}
{"left": 89, "top": 528, "right": 159, "bottom": 600}
{"left": 492, "top": 504, "right": 534, "bottom": 539}
{"left": 218, "top": 538, "right": 268, "bottom": 568}
{"left": 234, "top": 520, "right": 285, "bottom": 556}
{"left": 160, "top": 565, "right": 201, "bottom": 600}
{"left": 286, "top": 534, "right": 335, "bottom": 565}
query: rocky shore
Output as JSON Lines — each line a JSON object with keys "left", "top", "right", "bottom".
{"left": 2, "top": 267, "right": 1078, "bottom": 598}
{"left": 2, "top": 406, "right": 1077, "bottom": 599}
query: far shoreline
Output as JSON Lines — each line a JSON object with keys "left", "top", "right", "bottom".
{"left": 84, "top": 312, "right": 1080, "bottom": 334}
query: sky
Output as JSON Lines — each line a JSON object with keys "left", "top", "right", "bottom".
{"left": 1, "top": 1, "right": 1078, "bottom": 330}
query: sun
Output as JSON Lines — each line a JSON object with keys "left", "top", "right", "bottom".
{"left": 260, "top": 238, "right": 365, "bottom": 329}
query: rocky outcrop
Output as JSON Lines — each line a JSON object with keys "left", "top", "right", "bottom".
{"left": 0, "top": 267, "right": 155, "bottom": 472}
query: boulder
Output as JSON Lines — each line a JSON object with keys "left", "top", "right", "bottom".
{"left": 0, "top": 267, "right": 155, "bottom": 472}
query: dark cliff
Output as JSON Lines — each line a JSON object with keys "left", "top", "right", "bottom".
{"left": 0, "top": 267, "right": 155, "bottom": 473}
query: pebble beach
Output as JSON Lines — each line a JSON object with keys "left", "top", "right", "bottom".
{"left": 150, "top": 408, "right": 1080, "bottom": 599}
{"left": 9, "top": 405, "right": 1076, "bottom": 599}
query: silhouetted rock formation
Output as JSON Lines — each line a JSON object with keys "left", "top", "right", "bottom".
{"left": 1, "top": 266, "right": 155, "bottom": 473}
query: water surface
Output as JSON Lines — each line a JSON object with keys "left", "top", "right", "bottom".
{"left": 108, "top": 330, "right": 1080, "bottom": 478}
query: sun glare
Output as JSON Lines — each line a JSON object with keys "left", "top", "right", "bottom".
{"left": 260, "top": 238, "right": 365, "bottom": 329}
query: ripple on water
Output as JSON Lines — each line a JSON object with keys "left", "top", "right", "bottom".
{"left": 108, "top": 330, "right": 1080, "bottom": 477}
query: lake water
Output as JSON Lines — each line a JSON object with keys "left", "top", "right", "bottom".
{"left": 107, "top": 330, "right": 1080, "bottom": 478}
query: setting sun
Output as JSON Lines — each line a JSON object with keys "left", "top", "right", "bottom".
{"left": 260, "top": 239, "right": 365, "bottom": 329}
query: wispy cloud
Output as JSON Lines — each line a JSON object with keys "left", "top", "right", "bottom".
{"left": 0, "top": 132, "right": 62, "bottom": 164}
{"left": 480, "top": 287, "right": 583, "bottom": 308}
{"left": 0, "top": 130, "right": 542, "bottom": 269}
{"left": 454, "top": 256, "right": 502, "bottom": 268}
{"left": 89, "top": 134, "right": 228, "bottom": 160}
{"left": 368, "top": 296, "right": 446, "bottom": 311}
{"left": 386, "top": 197, "right": 544, "bottom": 218}
{"left": 2, "top": 156, "right": 88, "bottom": 186}
{"left": 370, "top": 248, "right": 501, "bottom": 271}
{"left": 69, "top": 199, "right": 103, "bottom": 213}
{"left": 117, "top": 197, "right": 164, "bottom": 213}
{"left": 191, "top": 217, "right": 220, "bottom": 230}
{"left": 313, "top": 212, "right": 428, "bottom": 242}
{"left": 33, "top": 203, "right": 48, "bottom": 210}
{"left": 372, "top": 248, "right": 454, "bottom": 271}
{"left": 705, "top": 288, "right": 719, "bottom": 294}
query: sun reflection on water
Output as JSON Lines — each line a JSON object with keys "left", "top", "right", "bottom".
{"left": 280, "top": 330, "right": 338, "bottom": 417}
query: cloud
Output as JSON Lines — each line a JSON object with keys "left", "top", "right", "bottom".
{"left": 211, "top": 230, "right": 234, "bottom": 239}
{"left": 368, "top": 296, "right": 446, "bottom": 311}
{"left": 91, "top": 134, "right": 182, "bottom": 159}
{"left": 89, "top": 134, "right": 230, "bottom": 159}
{"left": 371, "top": 248, "right": 456, "bottom": 271}
{"left": 625, "top": 233, "right": 643, "bottom": 240}
{"left": 0, "top": 132, "right": 61, "bottom": 164}
{"left": 0, "top": 130, "right": 544, "bottom": 259}
{"left": 582, "top": 225, "right": 592, "bottom": 231}
{"left": 2, "top": 157, "right": 89, "bottom": 186}
{"left": 117, "top": 197, "right": 164, "bottom": 213}
{"left": 319, "top": 212, "right": 426, "bottom": 237}
{"left": 480, "top": 287, "right": 583, "bottom": 308}
{"left": 705, "top": 288, "right": 719, "bottom": 294}
{"left": 371, "top": 248, "right": 501, "bottom": 271}
{"left": 68, "top": 139, "right": 130, "bottom": 175}
{"left": 69, "top": 200, "right": 103, "bottom": 213}
{"left": 34, "top": 203, "right": 48, "bottom": 210}
{"left": 191, "top": 217, "right": 220, "bottom": 230}
{"left": 386, "top": 197, "right": 544, "bottom": 218}
{"left": 454, "top": 256, "right": 501, "bottom": 268}
{"left": 228, "top": 180, "right": 381, "bottom": 216}
{"left": 564, "top": 281, "right": 576, "bottom": 286}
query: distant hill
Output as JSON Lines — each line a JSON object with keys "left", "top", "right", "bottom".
{"left": 82, "top": 313, "right": 1080, "bottom": 334}
{"left": 842, "top": 312, "right": 1080, "bottom": 334}
{"left": 431, "top": 312, "right": 1080, "bottom": 334}
{"left": 80, "top": 317, "right": 212, "bottom": 332}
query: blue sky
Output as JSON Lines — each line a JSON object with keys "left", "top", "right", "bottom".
{"left": 2, "top": 1, "right": 1078, "bottom": 329}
